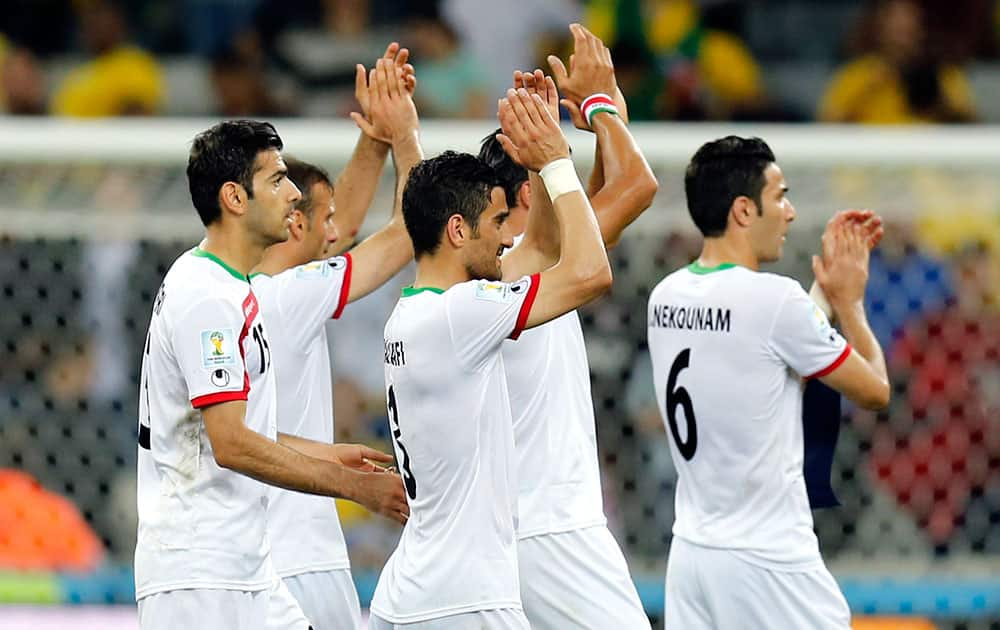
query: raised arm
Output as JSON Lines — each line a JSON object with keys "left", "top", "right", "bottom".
{"left": 345, "top": 54, "right": 423, "bottom": 304}
{"left": 549, "top": 23, "right": 657, "bottom": 249}
{"left": 202, "top": 401, "right": 408, "bottom": 522}
{"left": 328, "top": 43, "right": 415, "bottom": 254}
{"left": 497, "top": 88, "right": 611, "bottom": 330}
{"left": 500, "top": 69, "right": 562, "bottom": 281}
{"left": 812, "top": 220, "right": 890, "bottom": 409}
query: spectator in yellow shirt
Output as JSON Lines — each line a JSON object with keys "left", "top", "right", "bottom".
{"left": 819, "top": 0, "right": 975, "bottom": 124}
{"left": 51, "top": 0, "right": 164, "bottom": 117}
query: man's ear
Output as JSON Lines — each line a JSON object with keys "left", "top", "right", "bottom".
{"left": 444, "top": 214, "right": 466, "bottom": 248}
{"left": 287, "top": 209, "right": 308, "bottom": 240}
{"left": 731, "top": 196, "right": 755, "bottom": 229}
{"left": 219, "top": 181, "right": 247, "bottom": 218}
{"left": 517, "top": 180, "right": 531, "bottom": 210}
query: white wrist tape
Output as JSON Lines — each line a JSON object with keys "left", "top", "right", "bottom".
{"left": 538, "top": 158, "right": 583, "bottom": 202}
{"left": 809, "top": 281, "right": 834, "bottom": 319}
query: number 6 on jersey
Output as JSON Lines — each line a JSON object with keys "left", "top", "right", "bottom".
{"left": 666, "top": 348, "right": 698, "bottom": 460}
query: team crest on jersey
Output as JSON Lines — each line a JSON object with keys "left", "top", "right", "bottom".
{"left": 475, "top": 280, "right": 514, "bottom": 303}
{"left": 326, "top": 256, "right": 347, "bottom": 271}
{"left": 295, "top": 260, "right": 331, "bottom": 279}
{"left": 210, "top": 368, "right": 232, "bottom": 387}
{"left": 201, "top": 328, "right": 237, "bottom": 368}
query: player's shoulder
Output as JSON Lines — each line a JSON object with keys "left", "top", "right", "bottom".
{"left": 449, "top": 276, "right": 532, "bottom": 305}
{"left": 160, "top": 249, "right": 248, "bottom": 314}
{"left": 750, "top": 270, "right": 804, "bottom": 297}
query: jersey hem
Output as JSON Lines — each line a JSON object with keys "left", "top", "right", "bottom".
{"left": 673, "top": 535, "right": 825, "bottom": 573}
{"left": 806, "top": 344, "right": 852, "bottom": 379}
{"left": 370, "top": 599, "right": 522, "bottom": 623}
{"left": 510, "top": 273, "right": 541, "bottom": 340}
{"left": 135, "top": 577, "right": 272, "bottom": 601}
{"left": 275, "top": 559, "right": 351, "bottom": 578}
{"left": 516, "top": 516, "right": 607, "bottom": 540}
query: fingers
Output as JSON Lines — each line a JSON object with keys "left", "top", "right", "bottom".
{"left": 382, "top": 41, "right": 399, "bottom": 60}
{"left": 358, "top": 445, "right": 395, "bottom": 463}
{"left": 350, "top": 111, "right": 378, "bottom": 138}
{"left": 544, "top": 74, "right": 558, "bottom": 101}
{"left": 394, "top": 46, "right": 409, "bottom": 68}
{"left": 811, "top": 255, "right": 827, "bottom": 285}
{"left": 354, "top": 63, "right": 368, "bottom": 95}
{"left": 513, "top": 70, "right": 524, "bottom": 90}
{"left": 499, "top": 94, "right": 527, "bottom": 139}
{"left": 377, "top": 57, "right": 396, "bottom": 100}
{"left": 495, "top": 132, "right": 523, "bottom": 166}
{"left": 547, "top": 54, "right": 569, "bottom": 85}
{"left": 507, "top": 88, "right": 541, "bottom": 130}
{"left": 561, "top": 98, "right": 587, "bottom": 129}
{"left": 569, "top": 22, "right": 587, "bottom": 53}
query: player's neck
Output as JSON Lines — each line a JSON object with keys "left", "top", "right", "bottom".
{"left": 698, "top": 236, "right": 759, "bottom": 271}
{"left": 253, "top": 241, "right": 306, "bottom": 277}
{"left": 200, "top": 228, "right": 267, "bottom": 277}
{"left": 413, "top": 255, "right": 470, "bottom": 292}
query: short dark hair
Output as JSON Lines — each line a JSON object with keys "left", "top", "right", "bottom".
{"left": 285, "top": 156, "right": 333, "bottom": 218}
{"left": 187, "top": 120, "right": 284, "bottom": 226}
{"left": 684, "top": 136, "right": 775, "bottom": 237}
{"left": 478, "top": 128, "right": 527, "bottom": 209}
{"left": 402, "top": 151, "right": 502, "bottom": 259}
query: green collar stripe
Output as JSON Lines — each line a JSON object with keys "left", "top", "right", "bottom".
{"left": 401, "top": 286, "right": 445, "bottom": 297}
{"left": 687, "top": 261, "right": 738, "bottom": 275}
{"left": 191, "top": 248, "right": 248, "bottom": 282}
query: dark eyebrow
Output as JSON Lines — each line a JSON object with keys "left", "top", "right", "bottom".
{"left": 268, "top": 167, "right": 288, "bottom": 182}
{"left": 495, "top": 210, "right": 511, "bottom": 223}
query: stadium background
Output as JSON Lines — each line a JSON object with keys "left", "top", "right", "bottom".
{"left": 0, "top": 1, "right": 998, "bottom": 629}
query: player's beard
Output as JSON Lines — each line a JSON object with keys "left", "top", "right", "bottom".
{"left": 463, "top": 243, "right": 502, "bottom": 281}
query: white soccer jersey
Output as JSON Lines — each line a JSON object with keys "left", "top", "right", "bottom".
{"left": 135, "top": 247, "right": 278, "bottom": 599}
{"left": 647, "top": 262, "right": 851, "bottom": 568}
{"left": 501, "top": 310, "right": 606, "bottom": 538}
{"left": 371, "top": 274, "right": 541, "bottom": 624}
{"left": 251, "top": 254, "right": 353, "bottom": 578}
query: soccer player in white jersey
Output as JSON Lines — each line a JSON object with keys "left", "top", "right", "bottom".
{"left": 250, "top": 48, "right": 423, "bottom": 630}
{"left": 477, "top": 24, "right": 657, "bottom": 629}
{"left": 369, "top": 87, "right": 613, "bottom": 629}
{"left": 135, "top": 120, "right": 409, "bottom": 630}
{"left": 647, "top": 136, "right": 891, "bottom": 629}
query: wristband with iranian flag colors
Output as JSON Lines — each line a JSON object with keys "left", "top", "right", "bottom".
{"left": 580, "top": 93, "right": 619, "bottom": 128}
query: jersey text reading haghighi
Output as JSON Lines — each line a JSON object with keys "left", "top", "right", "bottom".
{"left": 384, "top": 339, "right": 406, "bottom": 366}
{"left": 649, "top": 304, "right": 732, "bottom": 333}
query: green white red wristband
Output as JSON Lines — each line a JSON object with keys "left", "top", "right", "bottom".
{"left": 581, "top": 93, "right": 619, "bottom": 128}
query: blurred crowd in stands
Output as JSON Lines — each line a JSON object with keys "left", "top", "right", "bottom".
{"left": 1, "top": 0, "right": 1000, "bottom": 121}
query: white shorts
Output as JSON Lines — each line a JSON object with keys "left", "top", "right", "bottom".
{"left": 518, "top": 525, "right": 650, "bottom": 629}
{"left": 267, "top": 575, "right": 313, "bottom": 629}
{"left": 137, "top": 576, "right": 310, "bottom": 630}
{"left": 138, "top": 587, "right": 268, "bottom": 630}
{"left": 282, "top": 569, "right": 362, "bottom": 630}
{"left": 368, "top": 609, "right": 529, "bottom": 630}
{"left": 664, "top": 537, "right": 851, "bottom": 630}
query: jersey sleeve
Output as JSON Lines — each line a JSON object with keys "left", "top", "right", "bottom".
{"left": 768, "top": 282, "right": 851, "bottom": 379}
{"left": 445, "top": 274, "right": 541, "bottom": 372}
{"left": 172, "top": 295, "right": 251, "bottom": 409}
{"left": 270, "top": 253, "right": 353, "bottom": 341}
